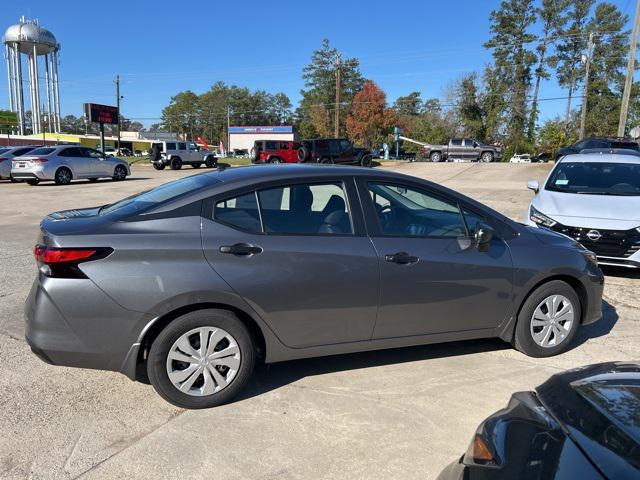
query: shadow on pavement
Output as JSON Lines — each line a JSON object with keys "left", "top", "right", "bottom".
{"left": 239, "top": 338, "right": 511, "bottom": 402}
{"left": 601, "top": 266, "right": 640, "bottom": 279}
{"left": 573, "top": 299, "right": 618, "bottom": 347}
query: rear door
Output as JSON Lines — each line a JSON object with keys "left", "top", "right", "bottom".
{"left": 448, "top": 139, "right": 465, "bottom": 160}
{"left": 201, "top": 177, "right": 380, "bottom": 348}
{"left": 58, "top": 147, "right": 90, "bottom": 177}
{"left": 358, "top": 178, "right": 513, "bottom": 338}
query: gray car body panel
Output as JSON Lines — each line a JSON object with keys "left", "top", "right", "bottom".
{"left": 25, "top": 165, "right": 604, "bottom": 380}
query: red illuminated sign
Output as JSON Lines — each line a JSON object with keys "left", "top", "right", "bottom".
{"left": 84, "top": 103, "right": 119, "bottom": 125}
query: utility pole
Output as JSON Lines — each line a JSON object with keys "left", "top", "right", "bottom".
{"left": 116, "top": 74, "right": 121, "bottom": 153}
{"left": 618, "top": 0, "right": 640, "bottom": 137}
{"left": 227, "top": 105, "right": 231, "bottom": 156}
{"left": 579, "top": 32, "right": 595, "bottom": 140}
{"left": 334, "top": 54, "right": 341, "bottom": 138}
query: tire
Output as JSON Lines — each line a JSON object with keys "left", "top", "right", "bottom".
{"left": 481, "top": 152, "right": 494, "bottom": 163}
{"left": 297, "top": 146, "right": 310, "bottom": 162}
{"left": 269, "top": 157, "right": 281, "bottom": 164}
{"left": 205, "top": 156, "right": 217, "bottom": 168}
{"left": 26, "top": 179, "right": 39, "bottom": 186}
{"left": 430, "top": 152, "right": 442, "bottom": 162}
{"left": 54, "top": 167, "right": 72, "bottom": 185}
{"left": 113, "top": 165, "right": 127, "bottom": 181}
{"left": 513, "top": 280, "right": 581, "bottom": 358}
{"left": 359, "top": 155, "right": 372, "bottom": 168}
{"left": 152, "top": 163, "right": 165, "bottom": 170}
{"left": 170, "top": 157, "right": 182, "bottom": 170}
{"left": 147, "top": 309, "right": 256, "bottom": 409}
{"left": 319, "top": 157, "right": 333, "bottom": 164}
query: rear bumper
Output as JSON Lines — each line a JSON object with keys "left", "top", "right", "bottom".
{"left": 24, "top": 275, "right": 144, "bottom": 375}
{"left": 11, "top": 166, "right": 49, "bottom": 180}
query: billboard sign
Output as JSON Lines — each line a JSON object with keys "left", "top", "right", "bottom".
{"left": 84, "top": 103, "right": 119, "bottom": 124}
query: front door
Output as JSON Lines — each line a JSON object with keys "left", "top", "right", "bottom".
{"left": 361, "top": 180, "right": 513, "bottom": 339}
{"left": 201, "top": 178, "right": 380, "bottom": 348}
{"left": 80, "top": 148, "right": 110, "bottom": 176}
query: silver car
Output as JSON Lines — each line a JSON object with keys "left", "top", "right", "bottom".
{"left": 0, "top": 145, "right": 38, "bottom": 181}
{"left": 11, "top": 145, "right": 130, "bottom": 185}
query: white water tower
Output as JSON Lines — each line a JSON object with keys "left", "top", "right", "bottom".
{"left": 3, "top": 17, "right": 61, "bottom": 135}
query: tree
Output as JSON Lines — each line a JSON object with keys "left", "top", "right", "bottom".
{"left": 583, "top": 3, "right": 629, "bottom": 136}
{"left": 555, "top": 0, "right": 595, "bottom": 130}
{"left": 393, "top": 92, "right": 423, "bottom": 116}
{"left": 346, "top": 81, "right": 396, "bottom": 149}
{"left": 537, "top": 116, "right": 577, "bottom": 156}
{"left": 457, "top": 73, "right": 485, "bottom": 140}
{"left": 161, "top": 90, "right": 199, "bottom": 139}
{"left": 529, "top": 0, "right": 570, "bottom": 140}
{"left": 297, "top": 39, "right": 365, "bottom": 137}
{"left": 485, "top": 0, "right": 537, "bottom": 155}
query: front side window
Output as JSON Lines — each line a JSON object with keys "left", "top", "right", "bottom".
{"left": 59, "top": 148, "right": 82, "bottom": 158}
{"left": 258, "top": 182, "right": 352, "bottom": 235}
{"left": 340, "top": 139, "right": 352, "bottom": 151}
{"left": 177, "top": 143, "right": 186, "bottom": 150}
{"left": 214, "top": 192, "right": 261, "bottom": 233}
{"left": 81, "top": 148, "right": 103, "bottom": 158}
{"left": 368, "top": 183, "right": 466, "bottom": 237}
{"left": 546, "top": 162, "right": 640, "bottom": 196}
{"left": 279, "top": 142, "right": 290, "bottom": 150}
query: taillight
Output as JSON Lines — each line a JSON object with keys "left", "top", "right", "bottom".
{"left": 33, "top": 245, "right": 112, "bottom": 278}
{"left": 30, "top": 157, "right": 48, "bottom": 163}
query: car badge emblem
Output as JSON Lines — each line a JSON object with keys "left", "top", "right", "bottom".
{"left": 586, "top": 230, "right": 602, "bottom": 241}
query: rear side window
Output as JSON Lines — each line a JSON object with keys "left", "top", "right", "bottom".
{"left": 451, "top": 139, "right": 462, "bottom": 146}
{"left": 214, "top": 192, "right": 261, "bottom": 233}
{"left": 265, "top": 141, "right": 278, "bottom": 150}
{"left": 165, "top": 142, "right": 176, "bottom": 150}
{"left": 28, "top": 147, "right": 56, "bottom": 156}
{"left": 13, "top": 147, "right": 35, "bottom": 156}
{"left": 258, "top": 182, "right": 352, "bottom": 235}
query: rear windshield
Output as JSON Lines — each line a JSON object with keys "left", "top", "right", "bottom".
{"left": 101, "top": 174, "right": 218, "bottom": 215}
{"left": 27, "top": 147, "right": 56, "bottom": 156}
{"left": 546, "top": 162, "right": 640, "bottom": 196}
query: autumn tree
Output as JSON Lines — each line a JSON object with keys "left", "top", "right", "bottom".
{"left": 346, "top": 81, "right": 396, "bottom": 149}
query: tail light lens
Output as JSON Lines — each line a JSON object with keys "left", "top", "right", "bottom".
{"left": 30, "top": 157, "right": 49, "bottom": 163}
{"left": 33, "top": 245, "right": 112, "bottom": 278}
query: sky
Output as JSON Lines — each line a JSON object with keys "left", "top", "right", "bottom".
{"left": 1, "top": 0, "right": 637, "bottom": 128}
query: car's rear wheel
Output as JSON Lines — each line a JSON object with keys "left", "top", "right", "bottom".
{"left": 319, "top": 157, "right": 333, "bottom": 164}
{"left": 152, "top": 163, "right": 165, "bottom": 170}
{"left": 54, "top": 167, "right": 72, "bottom": 185}
{"left": 147, "top": 309, "right": 255, "bottom": 409}
{"left": 360, "top": 155, "right": 372, "bottom": 167}
{"left": 170, "top": 157, "right": 182, "bottom": 170}
{"left": 513, "top": 280, "right": 580, "bottom": 358}
{"left": 26, "top": 178, "right": 39, "bottom": 186}
{"left": 205, "top": 156, "right": 217, "bottom": 168}
{"left": 297, "top": 146, "right": 310, "bottom": 162}
{"left": 113, "top": 165, "right": 127, "bottom": 181}
{"left": 269, "top": 157, "right": 281, "bottom": 164}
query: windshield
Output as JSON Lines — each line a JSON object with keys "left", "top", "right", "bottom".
{"left": 546, "top": 162, "right": 640, "bottom": 196}
{"left": 101, "top": 174, "right": 218, "bottom": 215}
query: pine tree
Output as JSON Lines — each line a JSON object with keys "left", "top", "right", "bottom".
{"left": 584, "top": 3, "right": 629, "bottom": 136}
{"left": 393, "top": 92, "right": 423, "bottom": 116}
{"left": 297, "top": 39, "right": 365, "bottom": 137}
{"left": 457, "top": 73, "right": 485, "bottom": 140}
{"left": 528, "top": 0, "right": 570, "bottom": 140}
{"left": 555, "top": 0, "right": 595, "bottom": 131}
{"left": 484, "top": 0, "right": 537, "bottom": 154}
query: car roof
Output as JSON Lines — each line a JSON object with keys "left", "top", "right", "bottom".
{"left": 558, "top": 152, "right": 640, "bottom": 164}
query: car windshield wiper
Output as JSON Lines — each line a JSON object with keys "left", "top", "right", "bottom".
{"left": 576, "top": 191, "right": 639, "bottom": 196}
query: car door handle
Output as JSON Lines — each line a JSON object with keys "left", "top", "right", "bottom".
{"left": 219, "top": 243, "right": 263, "bottom": 256}
{"left": 384, "top": 252, "right": 419, "bottom": 265}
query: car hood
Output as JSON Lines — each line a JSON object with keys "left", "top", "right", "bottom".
{"left": 533, "top": 190, "right": 640, "bottom": 229}
{"left": 536, "top": 362, "right": 640, "bottom": 480}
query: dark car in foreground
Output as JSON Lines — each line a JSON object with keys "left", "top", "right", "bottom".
{"left": 26, "top": 165, "right": 603, "bottom": 408}
{"left": 438, "top": 362, "right": 640, "bottom": 480}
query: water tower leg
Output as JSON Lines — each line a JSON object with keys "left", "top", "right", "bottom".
{"left": 32, "top": 45, "right": 41, "bottom": 135}
{"left": 14, "top": 45, "right": 25, "bottom": 135}
{"left": 44, "top": 54, "right": 53, "bottom": 133}
{"left": 5, "top": 44, "right": 14, "bottom": 113}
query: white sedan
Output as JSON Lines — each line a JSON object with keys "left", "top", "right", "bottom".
{"left": 509, "top": 154, "right": 532, "bottom": 163}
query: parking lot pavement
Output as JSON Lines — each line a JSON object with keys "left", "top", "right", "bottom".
{"left": 0, "top": 163, "right": 637, "bottom": 479}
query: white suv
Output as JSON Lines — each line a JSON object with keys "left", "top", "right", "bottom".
{"left": 525, "top": 151, "right": 640, "bottom": 268}
{"left": 150, "top": 141, "right": 217, "bottom": 170}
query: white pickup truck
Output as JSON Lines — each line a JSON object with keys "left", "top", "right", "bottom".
{"left": 150, "top": 141, "right": 217, "bottom": 170}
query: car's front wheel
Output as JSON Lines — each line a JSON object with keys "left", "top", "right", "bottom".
{"left": 481, "top": 152, "right": 494, "bottom": 162}
{"left": 147, "top": 309, "right": 255, "bottom": 409}
{"left": 113, "top": 165, "right": 127, "bottom": 181}
{"left": 513, "top": 280, "right": 580, "bottom": 358}
{"left": 205, "top": 156, "right": 217, "bottom": 168}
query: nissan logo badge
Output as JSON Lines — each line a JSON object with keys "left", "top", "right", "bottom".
{"left": 586, "top": 229, "right": 602, "bottom": 241}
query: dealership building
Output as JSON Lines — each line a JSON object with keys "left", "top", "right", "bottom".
{"left": 229, "top": 126, "right": 298, "bottom": 152}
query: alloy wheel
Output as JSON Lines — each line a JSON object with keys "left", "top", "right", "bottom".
{"left": 530, "top": 295, "right": 574, "bottom": 348}
{"left": 166, "top": 326, "right": 241, "bottom": 397}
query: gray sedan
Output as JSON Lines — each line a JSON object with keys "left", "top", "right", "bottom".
{"left": 11, "top": 145, "right": 130, "bottom": 185}
{"left": 0, "top": 145, "right": 38, "bottom": 181}
{"left": 25, "top": 165, "right": 604, "bottom": 408}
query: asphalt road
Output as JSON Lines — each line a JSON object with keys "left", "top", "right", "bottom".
{"left": 0, "top": 162, "right": 637, "bottom": 479}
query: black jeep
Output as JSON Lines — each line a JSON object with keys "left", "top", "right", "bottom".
{"left": 297, "top": 138, "right": 373, "bottom": 166}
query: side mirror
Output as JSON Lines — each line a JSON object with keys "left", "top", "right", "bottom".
{"left": 474, "top": 224, "right": 494, "bottom": 251}
{"left": 527, "top": 180, "right": 539, "bottom": 193}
